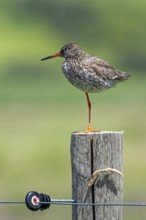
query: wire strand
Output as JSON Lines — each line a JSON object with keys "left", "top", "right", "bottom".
{"left": 39, "top": 201, "right": 146, "bottom": 207}
{"left": 0, "top": 201, "right": 25, "bottom": 204}
{"left": 0, "top": 200, "right": 146, "bottom": 207}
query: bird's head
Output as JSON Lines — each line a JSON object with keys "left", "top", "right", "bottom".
{"left": 41, "top": 43, "right": 85, "bottom": 61}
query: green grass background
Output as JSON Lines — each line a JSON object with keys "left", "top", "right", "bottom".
{"left": 0, "top": 0, "right": 146, "bottom": 219}
{"left": 0, "top": 75, "right": 146, "bottom": 220}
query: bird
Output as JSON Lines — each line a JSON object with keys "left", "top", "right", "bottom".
{"left": 41, "top": 43, "right": 130, "bottom": 132}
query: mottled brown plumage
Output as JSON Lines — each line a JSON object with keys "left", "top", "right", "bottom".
{"left": 41, "top": 43, "right": 130, "bottom": 132}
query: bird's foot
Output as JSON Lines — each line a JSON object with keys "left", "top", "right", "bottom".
{"left": 84, "top": 126, "right": 100, "bottom": 133}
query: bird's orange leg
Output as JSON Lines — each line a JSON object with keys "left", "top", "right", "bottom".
{"left": 84, "top": 92, "right": 99, "bottom": 132}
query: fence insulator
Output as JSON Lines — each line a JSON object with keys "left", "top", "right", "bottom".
{"left": 25, "top": 191, "right": 51, "bottom": 211}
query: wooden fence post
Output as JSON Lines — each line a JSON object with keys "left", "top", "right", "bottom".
{"left": 71, "top": 131, "right": 123, "bottom": 220}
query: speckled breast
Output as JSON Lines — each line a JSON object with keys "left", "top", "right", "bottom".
{"left": 62, "top": 61, "right": 114, "bottom": 93}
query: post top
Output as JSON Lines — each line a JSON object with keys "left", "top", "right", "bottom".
{"left": 72, "top": 131, "right": 124, "bottom": 135}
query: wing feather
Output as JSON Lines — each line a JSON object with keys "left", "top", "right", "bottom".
{"left": 84, "top": 56, "right": 130, "bottom": 81}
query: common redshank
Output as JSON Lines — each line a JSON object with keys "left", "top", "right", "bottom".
{"left": 41, "top": 43, "right": 130, "bottom": 132}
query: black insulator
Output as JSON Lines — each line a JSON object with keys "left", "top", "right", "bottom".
{"left": 25, "top": 191, "right": 51, "bottom": 211}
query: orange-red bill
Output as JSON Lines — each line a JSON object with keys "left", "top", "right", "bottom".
{"left": 41, "top": 52, "right": 61, "bottom": 61}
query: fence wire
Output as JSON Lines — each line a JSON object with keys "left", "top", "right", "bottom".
{"left": 1, "top": 200, "right": 146, "bottom": 207}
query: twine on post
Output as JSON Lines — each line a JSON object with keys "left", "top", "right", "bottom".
{"left": 88, "top": 168, "right": 123, "bottom": 187}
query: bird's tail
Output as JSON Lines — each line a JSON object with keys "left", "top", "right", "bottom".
{"left": 116, "top": 70, "right": 131, "bottom": 81}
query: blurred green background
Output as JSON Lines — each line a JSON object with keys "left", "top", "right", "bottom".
{"left": 0, "top": 0, "right": 146, "bottom": 219}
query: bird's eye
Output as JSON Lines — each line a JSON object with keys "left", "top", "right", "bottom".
{"left": 64, "top": 47, "right": 68, "bottom": 51}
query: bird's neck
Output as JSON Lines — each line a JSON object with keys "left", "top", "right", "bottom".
{"left": 65, "top": 54, "right": 86, "bottom": 62}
